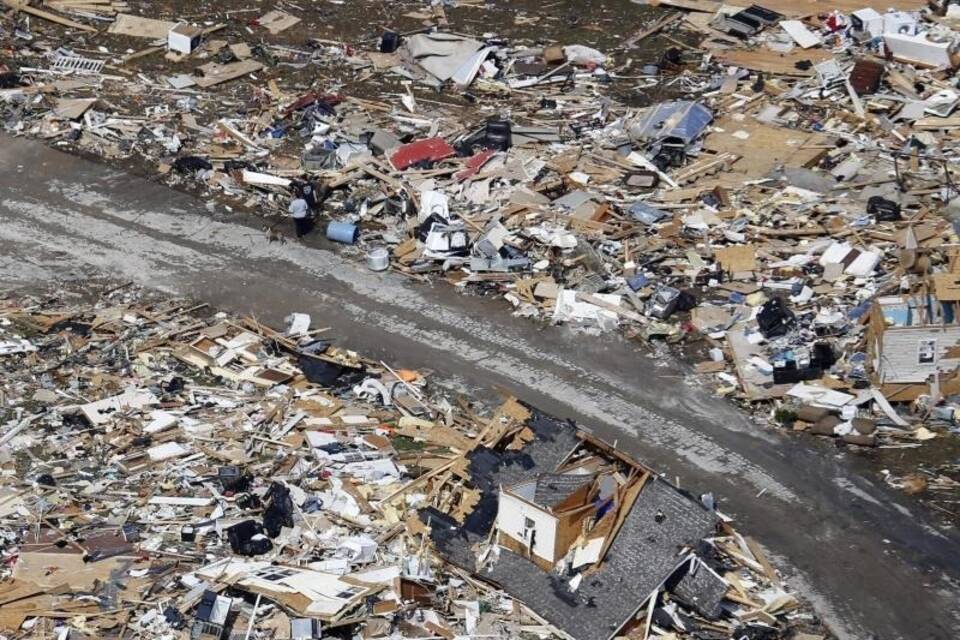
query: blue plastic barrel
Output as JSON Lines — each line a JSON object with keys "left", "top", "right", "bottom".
{"left": 326, "top": 221, "right": 359, "bottom": 244}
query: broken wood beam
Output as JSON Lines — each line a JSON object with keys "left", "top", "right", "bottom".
{"left": 3, "top": 0, "right": 97, "bottom": 31}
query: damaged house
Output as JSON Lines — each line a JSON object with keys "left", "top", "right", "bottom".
{"left": 421, "top": 411, "right": 782, "bottom": 640}
{"left": 868, "top": 272, "right": 960, "bottom": 402}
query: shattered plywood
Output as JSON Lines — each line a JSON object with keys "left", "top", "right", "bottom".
{"left": 193, "top": 59, "right": 264, "bottom": 87}
{"left": 715, "top": 48, "right": 833, "bottom": 77}
{"left": 704, "top": 116, "right": 830, "bottom": 178}
{"left": 396, "top": 416, "right": 475, "bottom": 451}
{"left": 108, "top": 13, "right": 176, "bottom": 39}
{"left": 715, "top": 245, "right": 757, "bottom": 272}
{"left": 258, "top": 9, "right": 301, "bottom": 34}
{"left": 727, "top": 324, "right": 791, "bottom": 400}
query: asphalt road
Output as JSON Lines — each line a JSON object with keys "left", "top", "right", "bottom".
{"left": 1, "top": 135, "right": 958, "bottom": 639}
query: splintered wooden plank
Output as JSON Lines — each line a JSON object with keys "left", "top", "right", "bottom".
{"left": 595, "top": 472, "right": 650, "bottom": 564}
{"left": 2, "top": 0, "right": 96, "bottom": 31}
{"left": 258, "top": 9, "right": 301, "bottom": 34}
{"left": 476, "top": 396, "right": 531, "bottom": 448}
{"left": 726, "top": 323, "right": 792, "bottom": 401}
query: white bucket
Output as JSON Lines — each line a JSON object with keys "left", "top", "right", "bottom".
{"left": 367, "top": 246, "right": 390, "bottom": 271}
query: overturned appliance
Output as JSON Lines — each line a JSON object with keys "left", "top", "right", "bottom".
{"left": 421, "top": 221, "right": 469, "bottom": 258}
{"left": 646, "top": 285, "right": 695, "bottom": 320}
{"left": 711, "top": 4, "right": 783, "bottom": 38}
{"left": 469, "top": 220, "right": 531, "bottom": 272}
{"left": 628, "top": 201, "right": 671, "bottom": 226}
{"left": 627, "top": 101, "right": 713, "bottom": 170}
{"left": 757, "top": 298, "right": 796, "bottom": 338}
{"left": 772, "top": 342, "right": 836, "bottom": 384}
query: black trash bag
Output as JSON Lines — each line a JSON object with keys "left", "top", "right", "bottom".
{"left": 660, "top": 47, "right": 682, "bottom": 66}
{"left": 35, "top": 473, "right": 56, "bottom": 487}
{"left": 731, "top": 624, "right": 780, "bottom": 640}
{"left": 811, "top": 341, "right": 836, "bottom": 369}
{"left": 484, "top": 120, "right": 512, "bottom": 151}
{"left": 226, "top": 519, "right": 272, "bottom": 556}
{"left": 236, "top": 493, "right": 262, "bottom": 510}
{"left": 0, "top": 72, "right": 20, "bottom": 89}
{"left": 172, "top": 156, "right": 213, "bottom": 173}
{"left": 867, "top": 195, "right": 901, "bottom": 221}
{"left": 131, "top": 435, "right": 152, "bottom": 447}
{"left": 299, "top": 354, "right": 343, "bottom": 385}
{"left": 223, "top": 159, "right": 255, "bottom": 173}
{"left": 652, "top": 146, "right": 686, "bottom": 171}
{"left": 756, "top": 298, "right": 795, "bottom": 338}
{"left": 772, "top": 363, "right": 805, "bottom": 385}
{"left": 380, "top": 31, "right": 401, "bottom": 53}
{"left": 163, "top": 376, "right": 185, "bottom": 394}
{"left": 676, "top": 289, "right": 698, "bottom": 313}
{"left": 263, "top": 482, "right": 294, "bottom": 538}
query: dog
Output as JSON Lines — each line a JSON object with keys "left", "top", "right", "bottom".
{"left": 263, "top": 224, "right": 287, "bottom": 245}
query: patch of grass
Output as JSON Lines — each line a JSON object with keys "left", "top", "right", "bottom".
{"left": 391, "top": 435, "right": 426, "bottom": 452}
{"left": 773, "top": 407, "right": 797, "bottom": 427}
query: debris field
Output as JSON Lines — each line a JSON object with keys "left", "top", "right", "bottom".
{"left": 3, "top": 0, "right": 960, "bottom": 635}
{"left": 0, "top": 284, "right": 830, "bottom": 639}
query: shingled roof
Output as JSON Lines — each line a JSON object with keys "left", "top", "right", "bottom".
{"left": 531, "top": 473, "right": 594, "bottom": 510}
{"left": 422, "top": 409, "right": 719, "bottom": 640}
{"left": 482, "top": 479, "right": 716, "bottom": 640}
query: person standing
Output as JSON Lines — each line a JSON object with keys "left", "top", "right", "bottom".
{"left": 301, "top": 180, "right": 330, "bottom": 211}
{"left": 289, "top": 196, "right": 311, "bottom": 238}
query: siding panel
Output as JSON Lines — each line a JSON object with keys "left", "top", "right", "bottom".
{"left": 880, "top": 326, "right": 960, "bottom": 383}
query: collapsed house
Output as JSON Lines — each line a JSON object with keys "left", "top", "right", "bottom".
{"left": 423, "top": 413, "right": 790, "bottom": 640}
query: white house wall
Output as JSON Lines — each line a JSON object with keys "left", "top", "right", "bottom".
{"left": 880, "top": 325, "right": 960, "bottom": 383}
{"left": 497, "top": 490, "right": 557, "bottom": 562}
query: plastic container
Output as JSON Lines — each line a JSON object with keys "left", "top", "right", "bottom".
{"left": 218, "top": 465, "right": 241, "bottom": 491}
{"left": 326, "top": 221, "right": 359, "bottom": 244}
{"left": 484, "top": 120, "right": 512, "bottom": 151}
{"left": 367, "top": 246, "right": 390, "bottom": 271}
{"left": 380, "top": 31, "right": 401, "bottom": 53}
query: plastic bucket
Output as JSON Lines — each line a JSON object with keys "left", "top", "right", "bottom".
{"left": 326, "top": 221, "right": 359, "bottom": 244}
{"left": 367, "top": 246, "right": 390, "bottom": 271}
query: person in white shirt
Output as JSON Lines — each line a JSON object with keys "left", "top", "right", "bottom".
{"left": 289, "top": 197, "right": 310, "bottom": 238}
